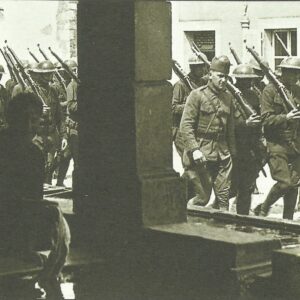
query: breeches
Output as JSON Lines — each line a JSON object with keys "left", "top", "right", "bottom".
{"left": 187, "top": 156, "right": 233, "bottom": 210}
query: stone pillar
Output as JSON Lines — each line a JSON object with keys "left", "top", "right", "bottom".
{"left": 77, "top": 0, "right": 186, "bottom": 236}
{"left": 56, "top": 1, "right": 77, "bottom": 59}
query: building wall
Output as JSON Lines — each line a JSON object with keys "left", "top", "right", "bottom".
{"left": 172, "top": 1, "right": 300, "bottom": 74}
{"left": 0, "top": 0, "right": 77, "bottom": 83}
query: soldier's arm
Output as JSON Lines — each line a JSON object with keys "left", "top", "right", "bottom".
{"left": 261, "top": 85, "right": 288, "bottom": 127}
{"left": 66, "top": 81, "right": 78, "bottom": 114}
{"left": 180, "top": 90, "right": 200, "bottom": 152}
{"left": 172, "top": 81, "right": 186, "bottom": 114}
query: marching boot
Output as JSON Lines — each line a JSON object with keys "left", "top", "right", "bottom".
{"left": 283, "top": 188, "right": 298, "bottom": 220}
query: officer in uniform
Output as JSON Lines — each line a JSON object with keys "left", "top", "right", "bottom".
{"left": 180, "top": 56, "right": 236, "bottom": 210}
{"left": 172, "top": 53, "right": 208, "bottom": 154}
{"left": 28, "top": 60, "right": 64, "bottom": 185}
{"left": 172, "top": 54, "right": 209, "bottom": 205}
{"left": 0, "top": 64, "right": 8, "bottom": 130}
{"left": 230, "top": 64, "right": 263, "bottom": 214}
{"left": 254, "top": 57, "right": 300, "bottom": 219}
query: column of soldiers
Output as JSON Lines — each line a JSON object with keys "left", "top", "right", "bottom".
{"left": 0, "top": 45, "right": 79, "bottom": 212}
{"left": 173, "top": 47, "right": 300, "bottom": 220}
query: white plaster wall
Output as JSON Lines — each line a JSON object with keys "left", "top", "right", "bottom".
{"left": 171, "top": 1, "right": 300, "bottom": 75}
{"left": 0, "top": 1, "right": 74, "bottom": 83}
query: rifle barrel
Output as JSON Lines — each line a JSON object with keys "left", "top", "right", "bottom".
{"left": 245, "top": 42, "right": 297, "bottom": 111}
{"left": 48, "top": 47, "right": 80, "bottom": 84}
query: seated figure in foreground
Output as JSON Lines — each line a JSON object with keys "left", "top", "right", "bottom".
{"left": 0, "top": 92, "right": 71, "bottom": 299}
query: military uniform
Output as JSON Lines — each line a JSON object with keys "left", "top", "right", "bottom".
{"left": 37, "top": 85, "right": 64, "bottom": 184}
{"left": 257, "top": 82, "right": 300, "bottom": 219}
{"left": 5, "top": 78, "right": 17, "bottom": 100}
{"left": 65, "top": 79, "right": 79, "bottom": 212}
{"left": 180, "top": 80, "right": 236, "bottom": 210}
{"left": 172, "top": 75, "right": 208, "bottom": 155}
{"left": 231, "top": 89, "right": 262, "bottom": 214}
{"left": 52, "top": 81, "right": 72, "bottom": 186}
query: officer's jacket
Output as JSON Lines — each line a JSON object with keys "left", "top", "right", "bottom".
{"left": 180, "top": 81, "right": 236, "bottom": 161}
{"left": 172, "top": 74, "right": 208, "bottom": 129}
{"left": 261, "top": 82, "right": 300, "bottom": 152}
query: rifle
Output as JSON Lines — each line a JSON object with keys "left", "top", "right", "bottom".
{"left": 226, "top": 81, "right": 258, "bottom": 118}
{"left": 5, "top": 41, "right": 48, "bottom": 108}
{"left": 27, "top": 48, "right": 39, "bottom": 63}
{"left": 48, "top": 47, "right": 80, "bottom": 84}
{"left": 191, "top": 42, "right": 258, "bottom": 118}
{"left": 172, "top": 60, "right": 195, "bottom": 92}
{"left": 245, "top": 41, "right": 297, "bottom": 111}
{"left": 191, "top": 41, "right": 211, "bottom": 67}
{"left": 37, "top": 44, "right": 67, "bottom": 90}
{"left": 4, "top": 47, "right": 26, "bottom": 89}
{"left": 229, "top": 42, "right": 242, "bottom": 65}
{"left": 0, "top": 47, "right": 17, "bottom": 84}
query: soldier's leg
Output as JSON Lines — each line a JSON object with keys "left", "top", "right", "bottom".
{"left": 236, "top": 159, "right": 258, "bottom": 215}
{"left": 185, "top": 166, "right": 212, "bottom": 206}
{"left": 213, "top": 157, "right": 232, "bottom": 211}
{"left": 283, "top": 188, "right": 298, "bottom": 220}
{"left": 56, "top": 145, "right": 72, "bottom": 186}
{"left": 256, "top": 152, "right": 293, "bottom": 216}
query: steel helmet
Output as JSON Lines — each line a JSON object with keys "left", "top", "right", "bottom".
{"left": 232, "top": 64, "right": 260, "bottom": 78}
{"left": 64, "top": 59, "right": 78, "bottom": 69}
{"left": 248, "top": 58, "right": 269, "bottom": 71}
{"left": 210, "top": 55, "right": 231, "bottom": 75}
{"left": 278, "top": 57, "right": 300, "bottom": 70}
{"left": 188, "top": 53, "right": 206, "bottom": 65}
{"left": 0, "top": 64, "right": 5, "bottom": 74}
{"left": 27, "top": 62, "right": 38, "bottom": 71}
{"left": 54, "top": 61, "right": 62, "bottom": 69}
{"left": 30, "top": 60, "right": 55, "bottom": 73}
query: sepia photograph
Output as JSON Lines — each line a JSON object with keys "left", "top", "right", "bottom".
{"left": 0, "top": 0, "right": 300, "bottom": 299}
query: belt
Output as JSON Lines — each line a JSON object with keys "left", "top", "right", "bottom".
{"left": 199, "top": 132, "right": 225, "bottom": 140}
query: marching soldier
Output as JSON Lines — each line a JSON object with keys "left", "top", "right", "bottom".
{"left": 254, "top": 57, "right": 300, "bottom": 219}
{"left": 172, "top": 53, "right": 208, "bottom": 154}
{"left": 172, "top": 54, "right": 209, "bottom": 205}
{"left": 55, "top": 60, "right": 78, "bottom": 187}
{"left": 180, "top": 56, "right": 236, "bottom": 210}
{"left": 230, "top": 64, "right": 263, "bottom": 214}
{"left": 0, "top": 64, "right": 8, "bottom": 130}
{"left": 28, "top": 60, "right": 64, "bottom": 185}
{"left": 63, "top": 60, "right": 79, "bottom": 212}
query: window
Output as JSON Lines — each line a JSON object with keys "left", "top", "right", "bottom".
{"left": 185, "top": 30, "right": 215, "bottom": 61}
{"left": 273, "top": 29, "right": 297, "bottom": 68}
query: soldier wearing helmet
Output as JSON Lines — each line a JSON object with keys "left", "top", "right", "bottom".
{"left": 0, "top": 64, "right": 8, "bottom": 130}
{"left": 27, "top": 60, "right": 64, "bottom": 185}
{"left": 172, "top": 53, "right": 208, "bottom": 148}
{"left": 55, "top": 59, "right": 78, "bottom": 190}
{"left": 172, "top": 52, "right": 209, "bottom": 206}
{"left": 254, "top": 57, "right": 300, "bottom": 220}
{"left": 180, "top": 55, "right": 236, "bottom": 210}
{"left": 229, "top": 64, "right": 264, "bottom": 214}
{"left": 248, "top": 57, "right": 269, "bottom": 92}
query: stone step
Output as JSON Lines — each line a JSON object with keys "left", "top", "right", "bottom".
{"left": 0, "top": 247, "right": 104, "bottom": 278}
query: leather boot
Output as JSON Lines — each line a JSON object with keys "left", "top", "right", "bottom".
{"left": 283, "top": 188, "right": 297, "bottom": 220}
